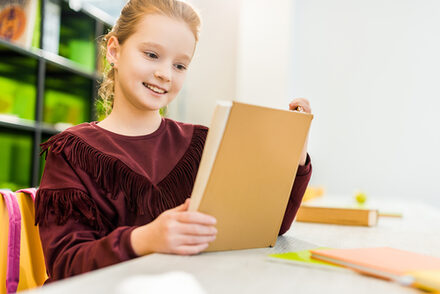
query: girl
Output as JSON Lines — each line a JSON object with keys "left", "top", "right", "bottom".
{"left": 35, "top": 0, "right": 312, "bottom": 284}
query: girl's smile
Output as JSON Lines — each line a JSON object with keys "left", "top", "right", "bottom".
{"left": 142, "top": 82, "right": 168, "bottom": 95}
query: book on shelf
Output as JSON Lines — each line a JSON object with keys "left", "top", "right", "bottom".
{"left": 310, "top": 247, "right": 440, "bottom": 291}
{"left": 295, "top": 205, "right": 379, "bottom": 227}
{"left": 188, "top": 101, "right": 313, "bottom": 252}
{"left": 0, "top": 0, "right": 38, "bottom": 48}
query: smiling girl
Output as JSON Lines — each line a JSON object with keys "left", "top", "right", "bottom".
{"left": 35, "top": 0, "right": 312, "bottom": 283}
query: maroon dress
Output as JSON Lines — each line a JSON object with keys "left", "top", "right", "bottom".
{"left": 35, "top": 118, "right": 312, "bottom": 283}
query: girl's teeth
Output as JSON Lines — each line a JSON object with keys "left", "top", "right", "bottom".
{"left": 144, "top": 83, "right": 165, "bottom": 94}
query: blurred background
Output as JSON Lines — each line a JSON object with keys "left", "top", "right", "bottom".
{"left": 1, "top": 0, "right": 438, "bottom": 207}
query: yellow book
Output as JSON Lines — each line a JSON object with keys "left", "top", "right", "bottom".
{"left": 407, "top": 270, "right": 440, "bottom": 292}
{"left": 189, "top": 101, "right": 313, "bottom": 251}
{"left": 296, "top": 205, "right": 378, "bottom": 226}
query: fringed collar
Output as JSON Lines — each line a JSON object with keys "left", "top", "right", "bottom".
{"left": 39, "top": 122, "right": 208, "bottom": 221}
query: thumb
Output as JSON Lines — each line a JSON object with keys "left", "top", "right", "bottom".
{"left": 173, "top": 198, "right": 190, "bottom": 212}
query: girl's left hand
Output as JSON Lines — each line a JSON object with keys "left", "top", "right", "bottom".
{"left": 289, "top": 97, "right": 311, "bottom": 114}
{"left": 288, "top": 98, "right": 312, "bottom": 166}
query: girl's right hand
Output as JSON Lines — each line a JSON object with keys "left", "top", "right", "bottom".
{"left": 130, "top": 198, "right": 217, "bottom": 256}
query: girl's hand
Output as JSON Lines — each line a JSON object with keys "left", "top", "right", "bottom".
{"left": 289, "top": 97, "right": 311, "bottom": 114}
{"left": 288, "top": 98, "right": 312, "bottom": 166}
{"left": 131, "top": 198, "right": 217, "bottom": 256}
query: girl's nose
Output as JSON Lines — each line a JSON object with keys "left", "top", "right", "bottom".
{"left": 154, "top": 68, "right": 171, "bottom": 83}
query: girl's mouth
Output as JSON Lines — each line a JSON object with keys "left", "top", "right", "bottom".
{"left": 142, "top": 82, "right": 167, "bottom": 94}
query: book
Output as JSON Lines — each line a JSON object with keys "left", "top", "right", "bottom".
{"left": 310, "top": 247, "right": 440, "bottom": 288}
{"left": 188, "top": 101, "right": 313, "bottom": 251}
{"left": 0, "top": 0, "right": 38, "bottom": 48}
{"left": 296, "top": 205, "right": 378, "bottom": 226}
{"left": 407, "top": 270, "right": 440, "bottom": 292}
{"left": 268, "top": 249, "right": 350, "bottom": 273}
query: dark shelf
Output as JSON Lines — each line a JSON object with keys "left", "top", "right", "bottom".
{"left": 0, "top": 0, "right": 113, "bottom": 189}
{"left": 0, "top": 38, "right": 100, "bottom": 80}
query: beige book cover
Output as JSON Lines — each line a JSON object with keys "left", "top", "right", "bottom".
{"left": 189, "top": 101, "right": 313, "bottom": 251}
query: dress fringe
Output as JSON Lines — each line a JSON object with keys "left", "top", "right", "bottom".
{"left": 35, "top": 188, "right": 105, "bottom": 231}
{"left": 39, "top": 126, "right": 207, "bottom": 222}
{"left": 151, "top": 127, "right": 207, "bottom": 217}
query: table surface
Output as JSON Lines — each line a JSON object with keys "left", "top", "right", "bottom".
{"left": 24, "top": 196, "right": 440, "bottom": 294}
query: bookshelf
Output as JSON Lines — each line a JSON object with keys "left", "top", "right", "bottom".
{"left": 0, "top": 0, "right": 114, "bottom": 190}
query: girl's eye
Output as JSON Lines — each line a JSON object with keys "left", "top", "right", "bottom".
{"left": 174, "top": 64, "right": 187, "bottom": 71}
{"left": 145, "top": 52, "right": 158, "bottom": 59}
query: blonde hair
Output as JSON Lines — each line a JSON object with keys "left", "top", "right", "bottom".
{"left": 97, "top": 0, "right": 201, "bottom": 118}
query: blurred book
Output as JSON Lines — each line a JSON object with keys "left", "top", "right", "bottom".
{"left": 311, "top": 247, "right": 440, "bottom": 291}
{"left": 42, "top": 0, "right": 61, "bottom": 54}
{"left": 302, "top": 186, "right": 325, "bottom": 202}
{"left": 296, "top": 205, "right": 378, "bottom": 227}
{"left": 268, "top": 248, "right": 350, "bottom": 273}
{"left": 0, "top": 0, "right": 38, "bottom": 48}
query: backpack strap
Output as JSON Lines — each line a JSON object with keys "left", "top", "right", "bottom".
{"left": 0, "top": 190, "right": 21, "bottom": 294}
{"left": 16, "top": 188, "right": 37, "bottom": 202}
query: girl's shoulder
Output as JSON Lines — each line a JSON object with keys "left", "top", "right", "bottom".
{"left": 39, "top": 122, "right": 96, "bottom": 158}
{"left": 164, "top": 117, "right": 208, "bottom": 134}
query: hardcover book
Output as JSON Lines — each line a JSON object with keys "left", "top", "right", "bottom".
{"left": 189, "top": 101, "right": 313, "bottom": 251}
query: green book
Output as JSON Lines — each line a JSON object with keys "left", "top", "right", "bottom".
{"left": 268, "top": 248, "right": 349, "bottom": 272}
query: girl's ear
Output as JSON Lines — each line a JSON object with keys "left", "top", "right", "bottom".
{"left": 106, "top": 36, "right": 120, "bottom": 68}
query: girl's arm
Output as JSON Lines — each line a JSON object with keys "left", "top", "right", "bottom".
{"left": 278, "top": 154, "right": 312, "bottom": 235}
{"left": 278, "top": 97, "right": 313, "bottom": 235}
{"left": 36, "top": 151, "right": 138, "bottom": 283}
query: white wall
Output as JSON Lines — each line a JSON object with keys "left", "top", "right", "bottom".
{"left": 236, "top": 0, "right": 293, "bottom": 109}
{"left": 167, "top": 0, "right": 240, "bottom": 126}
{"left": 169, "top": 0, "right": 440, "bottom": 207}
{"left": 291, "top": 0, "right": 440, "bottom": 206}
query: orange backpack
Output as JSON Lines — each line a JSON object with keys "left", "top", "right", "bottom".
{"left": 0, "top": 189, "right": 47, "bottom": 294}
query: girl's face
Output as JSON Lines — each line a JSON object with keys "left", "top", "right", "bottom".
{"left": 108, "top": 14, "right": 196, "bottom": 113}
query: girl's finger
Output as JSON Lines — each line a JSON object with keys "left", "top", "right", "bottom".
{"left": 177, "top": 211, "right": 217, "bottom": 225}
{"left": 177, "top": 223, "right": 218, "bottom": 236}
{"left": 178, "top": 234, "right": 217, "bottom": 246}
{"left": 289, "top": 98, "right": 310, "bottom": 107}
{"left": 175, "top": 243, "right": 210, "bottom": 255}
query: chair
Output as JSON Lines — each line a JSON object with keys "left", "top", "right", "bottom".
{"left": 0, "top": 189, "right": 47, "bottom": 294}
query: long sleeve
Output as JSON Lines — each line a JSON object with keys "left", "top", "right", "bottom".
{"left": 278, "top": 154, "right": 312, "bottom": 235}
{"left": 36, "top": 150, "right": 138, "bottom": 284}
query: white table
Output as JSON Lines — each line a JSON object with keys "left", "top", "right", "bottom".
{"left": 24, "top": 197, "right": 440, "bottom": 294}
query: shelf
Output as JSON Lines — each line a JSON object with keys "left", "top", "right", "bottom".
{"left": 0, "top": 115, "right": 69, "bottom": 135}
{"left": 0, "top": 38, "right": 101, "bottom": 80}
{"left": 0, "top": 0, "right": 110, "bottom": 188}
